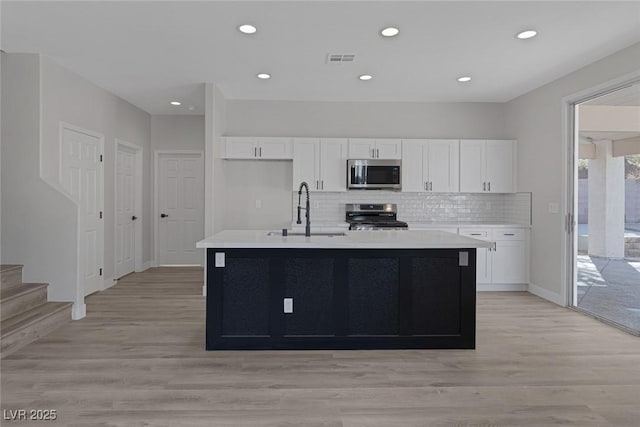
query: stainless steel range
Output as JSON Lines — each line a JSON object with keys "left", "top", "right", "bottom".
{"left": 345, "top": 203, "right": 408, "bottom": 230}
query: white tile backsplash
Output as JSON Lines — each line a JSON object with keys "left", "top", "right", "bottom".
{"left": 293, "top": 191, "right": 532, "bottom": 225}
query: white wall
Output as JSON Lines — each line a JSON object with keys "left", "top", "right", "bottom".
{"left": 39, "top": 56, "right": 152, "bottom": 282}
{"left": 151, "top": 115, "right": 204, "bottom": 151}
{"left": 1, "top": 53, "right": 78, "bottom": 302}
{"left": 222, "top": 101, "right": 508, "bottom": 229}
{"left": 506, "top": 41, "right": 640, "bottom": 304}
{"left": 213, "top": 86, "right": 227, "bottom": 234}
{"left": 226, "top": 101, "right": 507, "bottom": 138}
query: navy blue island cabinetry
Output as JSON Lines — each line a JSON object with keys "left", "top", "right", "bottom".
{"left": 205, "top": 246, "right": 478, "bottom": 350}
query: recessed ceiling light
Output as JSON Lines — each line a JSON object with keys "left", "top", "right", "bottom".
{"left": 257, "top": 73, "right": 271, "bottom": 79}
{"left": 457, "top": 76, "right": 472, "bottom": 82}
{"left": 359, "top": 74, "right": 373, "bottom": 81}
{"left": 380, "top": 27, "right": 400, "bottom": 37}
{"left": 170, "top": 101, "right": 182, "bottom": 106}
{"left": 238, "top": 24, "right": 257, "bottom": 34}
{"left": 516, "top": 29, "right": 537, "bottom": 39}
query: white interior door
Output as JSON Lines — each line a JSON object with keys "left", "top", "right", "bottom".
{"left": 61, "top": 126, "right": 103, "bottom": 296}
{"left": 157, "top": 152, "right": 204, "bottom": 265}
{"left": 115, "top": 145, "right": 136, "bottom": 278}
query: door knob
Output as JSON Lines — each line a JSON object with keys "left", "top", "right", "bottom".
{"left": 160, "top": 213, "right": 169, "bottom": 218}
{"left": 132, "top": 216, "right": 138, "bottom": 221}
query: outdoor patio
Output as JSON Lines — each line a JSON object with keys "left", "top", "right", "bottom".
{"left": 577, "top": 254, "right": 640, "bottom": 333}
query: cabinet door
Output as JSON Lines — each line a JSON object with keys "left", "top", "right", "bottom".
{"left": 292, "top": 138, "right": 319, "bottom": 191}
{"left": 427, "top": 140, "right": 459, "bottom": 193}
{"left": 492, "top": 240, "right": 527, "bottom": 283}
{"left": 375, "top": 139, "right": 402, "bottom": 159}
{"left": 475, "top": 248, "right": 492, "bottom": 284}
{"left": 348, "top": 139, "right": 374, "bottom": 159}
{"left": 459, "top": 228, "right": 491, "bottom": 283}
{"left": 259, "top": 137, "right": 292, "bottom": 159}
{"left": 225, "top": 137, "right": 257, "bottom": 159}
{"left": 319, "top": 138, "right": 347, "bottom": 192}
{"left": 401, "top": 140, "right": 426, "bottom": 192}
{"left": 485, "top": 140, "right": 514, "bottom": 193}
{"left": 459, "top": 140, "right": 486, "bottom": 193}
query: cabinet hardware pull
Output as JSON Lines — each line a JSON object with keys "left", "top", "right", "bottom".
{"left": 488, "top": 182, "right": 491, "bottom": 191}
{"left": 259, "top": 147, "right": 262, "bottom": 157}
{"left": 321, "top": 180, "right": 324, "bottom": 190}
{"left": 254, "top": 147, "right": 257, "bottom": 157}
{"left": 483, "top": 182, "right": 486, "bottom": 191}
{"left": 429, "top": 182, "right": 433, "bottom": 191}
{"left": 504, "top": 233, "right": 515, "bottom": 236}
{"left": 316, "top": 180, "right": 319, "bottom": 190}
{"left": 471, "top": 233, "right": 481, "bottom": 236}
{"left": 425, "top": 182, "right": 428, "bottom": 191}
{"left": 377, "top": 148, "right": 380, "bottom": 158}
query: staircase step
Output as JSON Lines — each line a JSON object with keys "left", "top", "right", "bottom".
{"left": 1, "top": 283, "right": 48, "bottom": 321}
{"left": 1, "top": 264, "right": 24, "bottom": 291}
{"left": 1, "top": 302, "right": 72, "bottom": 358}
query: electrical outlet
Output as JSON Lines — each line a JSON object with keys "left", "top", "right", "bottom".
{"left": 548, "top": 202, "right": 559, "bottom": 214}
{"left": 255, "top": 199, "right": 262, "bottom": 209}
{"left": 283, "top": 298, "right": 293, "bottom": 313}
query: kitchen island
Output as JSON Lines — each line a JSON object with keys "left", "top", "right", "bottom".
{"left": 197, "top": 230, "right": 493, "bottom": 350}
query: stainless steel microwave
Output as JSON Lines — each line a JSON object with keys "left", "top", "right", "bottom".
{"left": 347, "top": 159, "right": 401, "bottom": 190}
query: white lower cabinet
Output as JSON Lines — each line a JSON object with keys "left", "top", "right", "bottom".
{"left": 459, "top": 228, "right": 529, "bottom": 285}
{"left": 292, "top": 138, "right": 347, "bottom": 191}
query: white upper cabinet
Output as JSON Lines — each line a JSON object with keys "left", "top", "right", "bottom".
{"left": 223, "top": 137, "right": 292, "bottom": 159}
{"left": 459, "top": 139, "right": 516, "bottom": 193}
{"left": 293, "top": 138, "right": 347, "bottom": 191}
{"left": 402, "top": 139, "right": 459, "bottom": 192}
{"left": 348, "top": 138, "right": 401, "bottom": 159}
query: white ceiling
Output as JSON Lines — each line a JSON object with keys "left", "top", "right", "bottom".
{"left": 3, "top": 1, "right": 640, "bottom": 115}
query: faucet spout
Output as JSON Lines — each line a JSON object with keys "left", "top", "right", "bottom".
{"left": 297, "top": 182, "right": 311, "bottom": 237}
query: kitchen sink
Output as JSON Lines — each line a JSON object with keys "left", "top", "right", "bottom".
{"left": 267, "top": 231, "right": 346, "bottom": 237}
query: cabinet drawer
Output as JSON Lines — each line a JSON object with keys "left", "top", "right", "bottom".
{"left": 493, "top": 229, "right": 525, "bottom": 241}
{"left": 458, "top": 229, "right": 491, "bottom": 241}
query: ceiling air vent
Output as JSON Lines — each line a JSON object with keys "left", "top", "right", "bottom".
{"left": 327, "top": 54, "right": 356, "bottom": 64}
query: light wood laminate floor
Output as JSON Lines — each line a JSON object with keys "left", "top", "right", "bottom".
{"left": 2, "top": 267, "right": 640, "bottom": 426}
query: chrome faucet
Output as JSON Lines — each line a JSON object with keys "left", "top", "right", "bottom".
{"left": 296, "top": 182, "right": 311, "bottom": 237}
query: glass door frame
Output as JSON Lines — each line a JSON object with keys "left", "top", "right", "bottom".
{"left": 562, "top": 72, "right": 640, "bottom": 310}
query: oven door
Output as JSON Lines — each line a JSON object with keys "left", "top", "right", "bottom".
{"left": 347, "top": 159, "right": 401, "bottom": 190}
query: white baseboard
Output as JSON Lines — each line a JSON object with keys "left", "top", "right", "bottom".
{"left": 71, "top": 302, "right": 86, "bottom": 320}
{"left": 138, "top": 260, "right": 154, "bottom": 272}
{"left": 102, "top": 276, "right": 117, "bottom": 291}
{"left": 528, "top": 282, "right": 565, "bottom": 306}
{"left": 477, "top": 283, "right": 528, "bottom": 291}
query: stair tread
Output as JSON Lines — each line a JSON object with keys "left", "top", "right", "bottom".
{"left": 1, "top": 302, "right": 72, "bottom": 335}
{"left": 0, "top": 264, "right": 23, "bottom": 273}
{"left": 1, "top": 283, "right": 48, "bottom": 301}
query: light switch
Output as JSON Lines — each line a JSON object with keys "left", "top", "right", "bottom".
{"left": 215, "top": 252, "right": 225, "bottom": 267}
{"left": 283, "top": 298, "right": 293, "bottom": 313}
{"left": 255, "top": 199, "right": 262, "bottom": 209}
{"left": 459, "top": 252, "right": 469, "bottom": 267}
{"left": 548, "top": 202, "right": 560, "bottom": 214}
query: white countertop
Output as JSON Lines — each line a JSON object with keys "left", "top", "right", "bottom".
{"left": 409, "top": 222, "right": 531, "bottom": 229}
{"left": 196, "top": 229, "right": 495, "bottom": 249}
